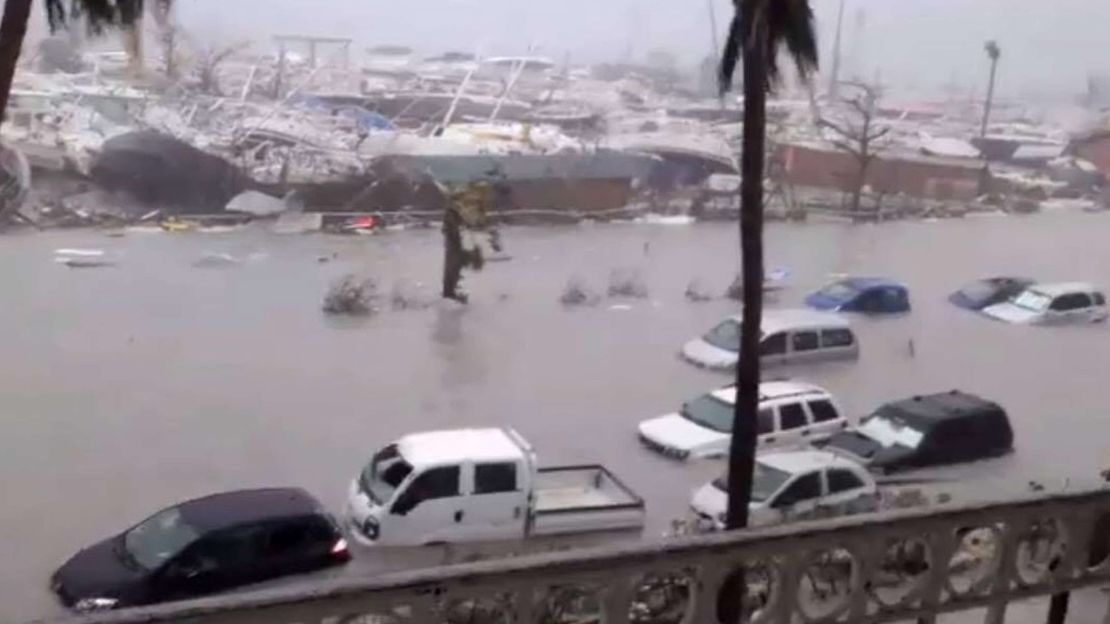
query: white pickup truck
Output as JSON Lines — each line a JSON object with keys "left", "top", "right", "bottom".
{"left": 345, "top": 428, "right": 645, "bottom": 551}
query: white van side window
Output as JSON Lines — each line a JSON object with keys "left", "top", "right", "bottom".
{"left": 792, "top": 331, "right": 819, "bottom": 352}
{"left": 808, "top": 400, "right": 840, "bottom": 423}
{"left": 779, "top": 403, "right": 808, "bottom": 430}
{"left": 761, "top": 333, "right": 787, "bottom": 355}
{"left": 757, "top": 409, "right": 775, "bottom": 434}
{"left": 820, "top": 328, "right": 854, "bottom": 348}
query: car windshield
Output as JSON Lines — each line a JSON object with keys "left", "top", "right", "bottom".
{"left": 123, "top": 507, "right": 201, "bottom": 571}
{"left": 680, "top": 393, "right": 734, "bottom": 433}
{"left": 857, "top": 413, "right": 925, "bottom": 449}
{"left": 818, "top": 281, "right": 859, "bottom": 300}
{"left": 713, "top": 462, "right": 791, "bottom": 503}
{"left": 1011, "top": 289, "right": 1052, "bottom": 312}
{"left": 703, "top": 319, "right": 741, "bottom": 352}
{"left": 361, "top": 444, "right": 413, "bottom": 504}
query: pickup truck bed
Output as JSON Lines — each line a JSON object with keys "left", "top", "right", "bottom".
{"left": 530, "top": 465, "right": 645, "bottom": 536}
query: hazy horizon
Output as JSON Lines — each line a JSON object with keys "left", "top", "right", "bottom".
{"left": 29, "top": 0, "right": 1110, "bottom": 100}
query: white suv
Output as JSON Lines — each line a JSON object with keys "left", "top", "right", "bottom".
{"left": 637, "top": 381, "right": 847, "bottom": 460}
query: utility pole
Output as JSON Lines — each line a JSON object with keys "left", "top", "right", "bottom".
{"left": 706, "top": 0, "right": 721, "bottom": 63}
{"left": 980, "top": 41, "right": 1000, "bottom": 138}
{"left": 828, "top": 0, "right": 846, "bottom": 99}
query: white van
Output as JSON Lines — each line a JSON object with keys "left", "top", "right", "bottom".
{"left": 681, "top": 309, "right": 859, "bottom": 371}
{"left": 638, "top": 381, "right": 848, "bottom": 460}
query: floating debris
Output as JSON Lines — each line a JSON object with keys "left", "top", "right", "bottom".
{"left": 323, "top": 275, "right": 379, "bottom": 316}
{"left": 560, "top": 277, "right": 600, "bottom": 307}
{"left": 608, "top": 268, "right": 649, "bottom": 299}
{"left": 55, "top": 248, "right": 104, "bottom": 257}
{"left": 56, "top": 256, "right": 115, "bottom": 268}
{"left": 54, "top": 248, "right": 116, "bottom": 267}
{"left": 193, "top": 252, "right": 243, "bottom": 268}
{"left": 724, "top": 275, "right": 745, "bottom": 301}
{"left": 684, "top": 279, "right": 714, "bottom": 302}
{"left": 390, "top": 280, "right": 435, "bottom": 311}
{"left": 726, "top": 268, "right": 792, "bottom": 300}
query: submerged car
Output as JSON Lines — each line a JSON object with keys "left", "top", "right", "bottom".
{"left": 690, "top": 450, "right": 877, "bottom": 529}
{"left": 821, "top": 391, "right": 1013, "bottom": 473}
{"left": 681, "top": 309, "right": 859, "bottom": 371}
{"left": 948, "top": 277, "right": 1036, "bottom": 311}
{"left": 805, "top": 277, "right": 911, "bottom": 314}
{"left": 982, "top": 282, "right": 1108, "bottom": 325}
{"left": 52, "top": 488, "right": 349, "bottom": 612}
{"left": 637, "top": 381, "right": 846, "bottom": 460}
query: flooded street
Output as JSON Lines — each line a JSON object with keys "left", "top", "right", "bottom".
{"left": 4, "top": 213, "right": 1110, "bottom": 621}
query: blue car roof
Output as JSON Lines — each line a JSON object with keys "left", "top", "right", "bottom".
{"left": 842, "top": 277, "right": 906, "bottom": 291}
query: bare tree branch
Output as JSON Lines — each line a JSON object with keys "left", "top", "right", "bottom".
{"left": 828, "top": 139, "right": 862, "bottom": 158}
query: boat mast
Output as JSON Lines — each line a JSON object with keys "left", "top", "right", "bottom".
{"left": 442, "top": 47, "right": 483, "bottom": 129}
{"left": 828, "top": 0, "right": 846, "bottom": 99}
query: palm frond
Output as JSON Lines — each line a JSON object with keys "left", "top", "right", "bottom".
{"left": 717, "top": 0, "right": 819, "bottom": 94}
{"left": 44, "top": 0, "right": 153, "bottom": 35}
{"left": 767, "top": 0, "right": 819, "bottom": 84}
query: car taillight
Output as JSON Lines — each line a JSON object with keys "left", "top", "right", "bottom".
{"left": 331, "top": 538, "right": 350, "bottom": 561}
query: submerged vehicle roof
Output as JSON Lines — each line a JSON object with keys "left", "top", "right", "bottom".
{"left": 1027, "top": 282, "right": 1100, "bottom": 296}
{"left": 723, "top": 308, "right": 852, "bottom": 333}
{"left": 176, "top": 488, "right": 324, "bottom": 532}
{"left": 877, "top": 390, "right": 1006, "bottom": 427}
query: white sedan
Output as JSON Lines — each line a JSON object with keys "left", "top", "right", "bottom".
{"left": 982, "top": 282, "right": 1107, "bottom": 325}
{"left": 690, "top": 450, "right": 877, "bottom": 529}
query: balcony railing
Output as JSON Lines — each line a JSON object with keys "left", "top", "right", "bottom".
{"left": 55, "top": 486, "right": 1110, "bottom": 624}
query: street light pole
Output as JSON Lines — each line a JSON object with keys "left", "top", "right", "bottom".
{"left": 980, "top": 41, "right": 1000, "bottom": 138}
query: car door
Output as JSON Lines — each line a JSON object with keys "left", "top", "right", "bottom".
{"left": 768, "top": 471, "right": 823, "bottom": 523}
{"left": 754, "top": 407, "right": 778, "bottom": 448}
{"left": 823, "top": 468, "right": 870, "bottom": 513}
{"left": 1047, "top": 292, "right": 1092, "bottom": 324}
{"left": 455, "top": 461, "right": 528, "bottom": 542}
{"left": 788, "top": 330, "right": 821, "bottom": 364}
{"left": 880, "top": 287, "right": 909, "bottom": 313}
{"left": 255, "top": 519, "right": 330, "bottom": 581}
{"left": 916, "top": 421, "right": 970, "bottom": 467}
{"left": 153, "top": 533, "right": 248, "bottom": 602}
{"left": 850, "top": 290, "right": 881, "bottom": 313}
{"left": 1092, "top": 292, "right": 1109, "bottom": 322}
{"left": 806, "top": 397, "right": 845, "bottom": 440}
{"left": 776, "top": 401, "right": 812, "bottom": 447}
{"left": 821, "top": 328, "right": 858, "bottom": 361}
{"left": 759, "top": 332, "right": 788, "bottom": 366}
{"left": 388, "top": 465, "right": 464, "bottom": 545}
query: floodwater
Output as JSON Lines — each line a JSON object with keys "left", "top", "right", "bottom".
{"left": 4, "top": 213, "right": 1110, "bottom": 621}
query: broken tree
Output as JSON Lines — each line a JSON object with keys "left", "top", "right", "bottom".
{"left": 818, "top": 81, "right": 891, "bottom": 219}
{"left": 441, "top": 176, "right": 505, "bottom": 303}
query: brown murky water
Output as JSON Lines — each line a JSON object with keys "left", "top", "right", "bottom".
{"left": 4, "top": 213, "right": 1110, "bottom": 620}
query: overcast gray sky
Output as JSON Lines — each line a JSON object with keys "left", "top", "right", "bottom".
{"left": 162, "top": 0, "right": 1110, "bottom": 98}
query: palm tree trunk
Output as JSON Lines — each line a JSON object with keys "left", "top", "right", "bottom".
{"left": 980, "top": 57, "right": 998, "bottom": 138}
{"left": 725, "top": 0, "right": 767, "bottom": 533}
{"left": 0, "top": 0, "right": 33, "bottom": 130}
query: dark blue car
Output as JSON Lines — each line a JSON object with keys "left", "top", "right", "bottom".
{"left": 948, "top": 277, "right": 1035, "bottom": 311}
{"left": 805, "top": 277, "right": 911, "bottom": 314}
